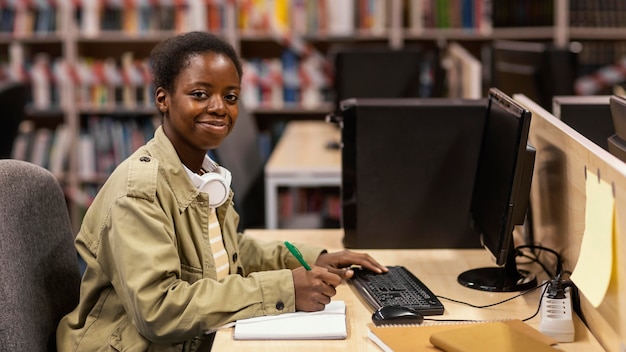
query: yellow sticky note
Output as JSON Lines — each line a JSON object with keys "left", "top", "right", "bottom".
{"left": 570, "top": 169, "right": 615, "bottom": 307}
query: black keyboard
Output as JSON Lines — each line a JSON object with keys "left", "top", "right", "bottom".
{"left": 350, "top": 265, "right": 445, "bottom": 316}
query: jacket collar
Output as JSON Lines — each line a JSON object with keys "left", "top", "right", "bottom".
{"left": 145, "top": 126, "right": 233, "bottom": 213}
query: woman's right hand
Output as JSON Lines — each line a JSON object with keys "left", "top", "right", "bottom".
{"left": 292, "top": 266, "right": 342, "bottom": 312}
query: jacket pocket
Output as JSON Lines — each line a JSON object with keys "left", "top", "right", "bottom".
{"left": 109, "top": 316, "right": 188, "bottom": 352}
{"left": 181, "top": 263, "right": 203, "bottom": 284}
{"left": 109, "top": 317, "right": 152, "bottom": 352}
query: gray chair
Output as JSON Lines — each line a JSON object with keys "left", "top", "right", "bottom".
{"left": 0, "top": 159, "right": 81, "bottom": 351}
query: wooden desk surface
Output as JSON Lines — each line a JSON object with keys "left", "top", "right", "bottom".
{"left": 265, "top": 120, "right": 341, "bottom": 177}
{"left": 212, "top": 229, "right": 604, "bottom": 351}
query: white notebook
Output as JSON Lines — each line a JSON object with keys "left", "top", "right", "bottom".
{"left": 233, "top": 300, "right": 347, "bottom": 340}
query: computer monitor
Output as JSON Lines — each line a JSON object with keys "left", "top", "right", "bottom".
{"left": 610, "top": 95, "right": 626, "bottom": 139}
{"left": 457, "top": 88, "right": 538, "bottom": 292}
{"left": 608, "top": 95, "right": 626, "bottom": 162}
{"left": 330, "top": 46, "right": 442, "bottom": 114}
{"left": 490, "top": 40, "right": 578, "bottom": 111}
{"left": 339, "top": 97, "right": 486, "bottom": 249}
{"left": 553, "top": 95, "right": 613, "bottom": 151}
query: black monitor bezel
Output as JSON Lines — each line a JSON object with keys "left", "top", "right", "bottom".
{"left": 471, "top": 88, "right": 533, "bottom": 266}
{"left": 457, "top": 88, "right": 537, "bottom": 292}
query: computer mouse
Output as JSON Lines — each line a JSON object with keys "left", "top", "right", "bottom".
{"left": 371, "top": 305, "right": 424, "bottom": 326}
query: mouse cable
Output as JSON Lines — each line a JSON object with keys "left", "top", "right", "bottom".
{"left": 426, "top": 282, "right": 549, "bottom": 324}
{"left": 435, "top": 280, "right": 548, "bottom": 309}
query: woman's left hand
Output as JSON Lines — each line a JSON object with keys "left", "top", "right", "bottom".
{"left": 315, "top": 250, "right": 388, "bottom": 279}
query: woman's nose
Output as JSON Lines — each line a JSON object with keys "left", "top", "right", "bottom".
{"left": 207, "top": 95, "right": 227, "bottom": 115}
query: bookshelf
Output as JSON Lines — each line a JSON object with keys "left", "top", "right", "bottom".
{"left": 2, "top": 0, "right": 625, "bottom": 231}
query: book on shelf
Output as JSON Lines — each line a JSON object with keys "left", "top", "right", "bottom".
{"left": 80, "top": 0, "right": 100, "bottom": 37}
{"left": 49, "top": 124, "right": 72, "bottom": 176}
{"left": 30, "top": 128, "right": 53, "bottom": 169}
{"left": 11, "top": 120, "right": 36, "bottom": 162}
{"left": 78, "top": 133, "right": 96, "bottom": 180}
{"left": 30, "top": 53, "right": 53, "bottom": 110}
{"left": 327, "top": 0, "right": 354, "bottom": 35}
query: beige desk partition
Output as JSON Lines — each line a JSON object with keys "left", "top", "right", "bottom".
{"left": 515, "top": 94, "right": 626, "bottom": 352}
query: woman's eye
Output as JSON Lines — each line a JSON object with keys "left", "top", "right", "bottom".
{"left": 192, "top": 91, "right": 208, "bottom": 98}
{"left": 225, "top": 94, "right": 239, "bottom": 103}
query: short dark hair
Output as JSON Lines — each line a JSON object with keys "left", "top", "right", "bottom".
{"left": 150, "top": 31, "right": 243, "bottom": 93}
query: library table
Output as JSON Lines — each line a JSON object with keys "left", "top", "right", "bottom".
{"left": 264, "top": 120, "right": 341, "bottom": 229}
{"left": 212, "top": 229, "right": 604, "bottom": 352}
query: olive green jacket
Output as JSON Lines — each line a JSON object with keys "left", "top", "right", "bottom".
{"left": 57, "top": 126, "right": 323, "bottom": 351}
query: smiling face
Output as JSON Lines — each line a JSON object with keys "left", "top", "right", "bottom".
{"left": 156, "top": 52, "right": 241, "bottom": 170}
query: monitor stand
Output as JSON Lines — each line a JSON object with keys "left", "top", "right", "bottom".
{"left": 457, "top": 247, "right": 537, "bottom": 292}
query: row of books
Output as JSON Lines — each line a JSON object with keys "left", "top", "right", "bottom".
{"left": 0, "top": 1, "right": 58, "bottom": 36}
{"left": 0, "top": 0, "right": 228, "bottom": 37}
{"left": 8, "top": 0, "right": 625, "bottom": 41}
{"left": 11, "top": 121, "right": 71, "bottom": 177}
{"left": 75, "top": 0, "right": 227, "bottom": 37}
{"left": 491, "top": 0, "right": 553, "bottom": 27}
{"left": 405, "top": 0, "right": 492, "bottom": 33}
{"left": 241, "top": 49, "right": 330, "bottom": 110}
{"left": 574, "top": 41, "right": 626, "bottom": 95}
{"left": 17, "top": 52, "right": 330, "bottom": 112}
{"left": 79, "top": 115, "right": 159, "bottom": 179}
{"left": 10, "top": 115, "right": 159, "bottom": 181}
{"left": 569, "top": 0, "right": 626, "bottom": 28}
{"left": 577, "top": 41, "right": 626, "bottom": 78}
{"left": 239, "top": 0, "right": 388, "bottom": 37}
{"left": 5, "top": 52, "right": 155, "bottom": 111}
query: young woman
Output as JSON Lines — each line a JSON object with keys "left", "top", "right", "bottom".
{"left": 56, "top": 31, "right": 386, "bottom": 351}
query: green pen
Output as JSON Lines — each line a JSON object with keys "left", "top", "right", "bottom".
{"left": 284, "top": 241, "right": 312, "bottom": 270}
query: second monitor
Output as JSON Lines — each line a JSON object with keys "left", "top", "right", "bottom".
{"left": 339, "top": 97, "right": 487, "bottom": 249}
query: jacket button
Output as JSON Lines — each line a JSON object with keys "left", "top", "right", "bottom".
{"left": 140, "top": 156, "right": 151, "bottom": 162}
{"left": 232, "top": 253, "right": 238, "bottom": 262}
{"left": 276, "top": 301, "right": 285, "bottom": 310}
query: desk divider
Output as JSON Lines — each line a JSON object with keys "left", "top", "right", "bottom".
{"left": 515, "top": 94, "right": 626, "bottom": 352}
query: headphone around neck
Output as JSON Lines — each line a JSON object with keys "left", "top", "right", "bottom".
{"left": 195, "top": 165, "right": 232, "bottom": 208}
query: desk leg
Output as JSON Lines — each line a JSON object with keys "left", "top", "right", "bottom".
{"left": 265, "top": 177, "right": 278, "bottom": 229}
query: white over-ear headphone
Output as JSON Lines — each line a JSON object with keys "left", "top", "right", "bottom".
{"left": 189, "top": 162, "right": 232, "bottom": 208}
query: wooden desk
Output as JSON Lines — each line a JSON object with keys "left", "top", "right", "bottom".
{"left": 264, "top": 121, "right": 341, "bottom": 229}
{"left": 213, "top": 229, "right": 604, "bottom": 351}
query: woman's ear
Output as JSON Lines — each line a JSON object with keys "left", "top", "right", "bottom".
{"left": 155, "top": 87, "right": 168, "bottom": 114}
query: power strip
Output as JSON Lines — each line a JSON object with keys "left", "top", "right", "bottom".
{"left": 539, "top": 286, "right": 575, "bottom": 342}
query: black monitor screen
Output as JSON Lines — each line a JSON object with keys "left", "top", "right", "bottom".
{"left": 458, "top": 87, "right": 537, "bottom": 292}
{"left": 331, "top": 47, "right": 441, "bottom": 113}
{"left": 339, "top": 97, "right": 486, "bottom": 249}
{"left": 610, "top": 95, "right": 626, "bottom": 140}
{"left": 491, "top": 40, "right": 577, "bottom": 111}
{"left": 608, "top": 95, "right": 626, "bottom": 162}
{"left": 553, "top": 96, "right": 613, "bottom": 151}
